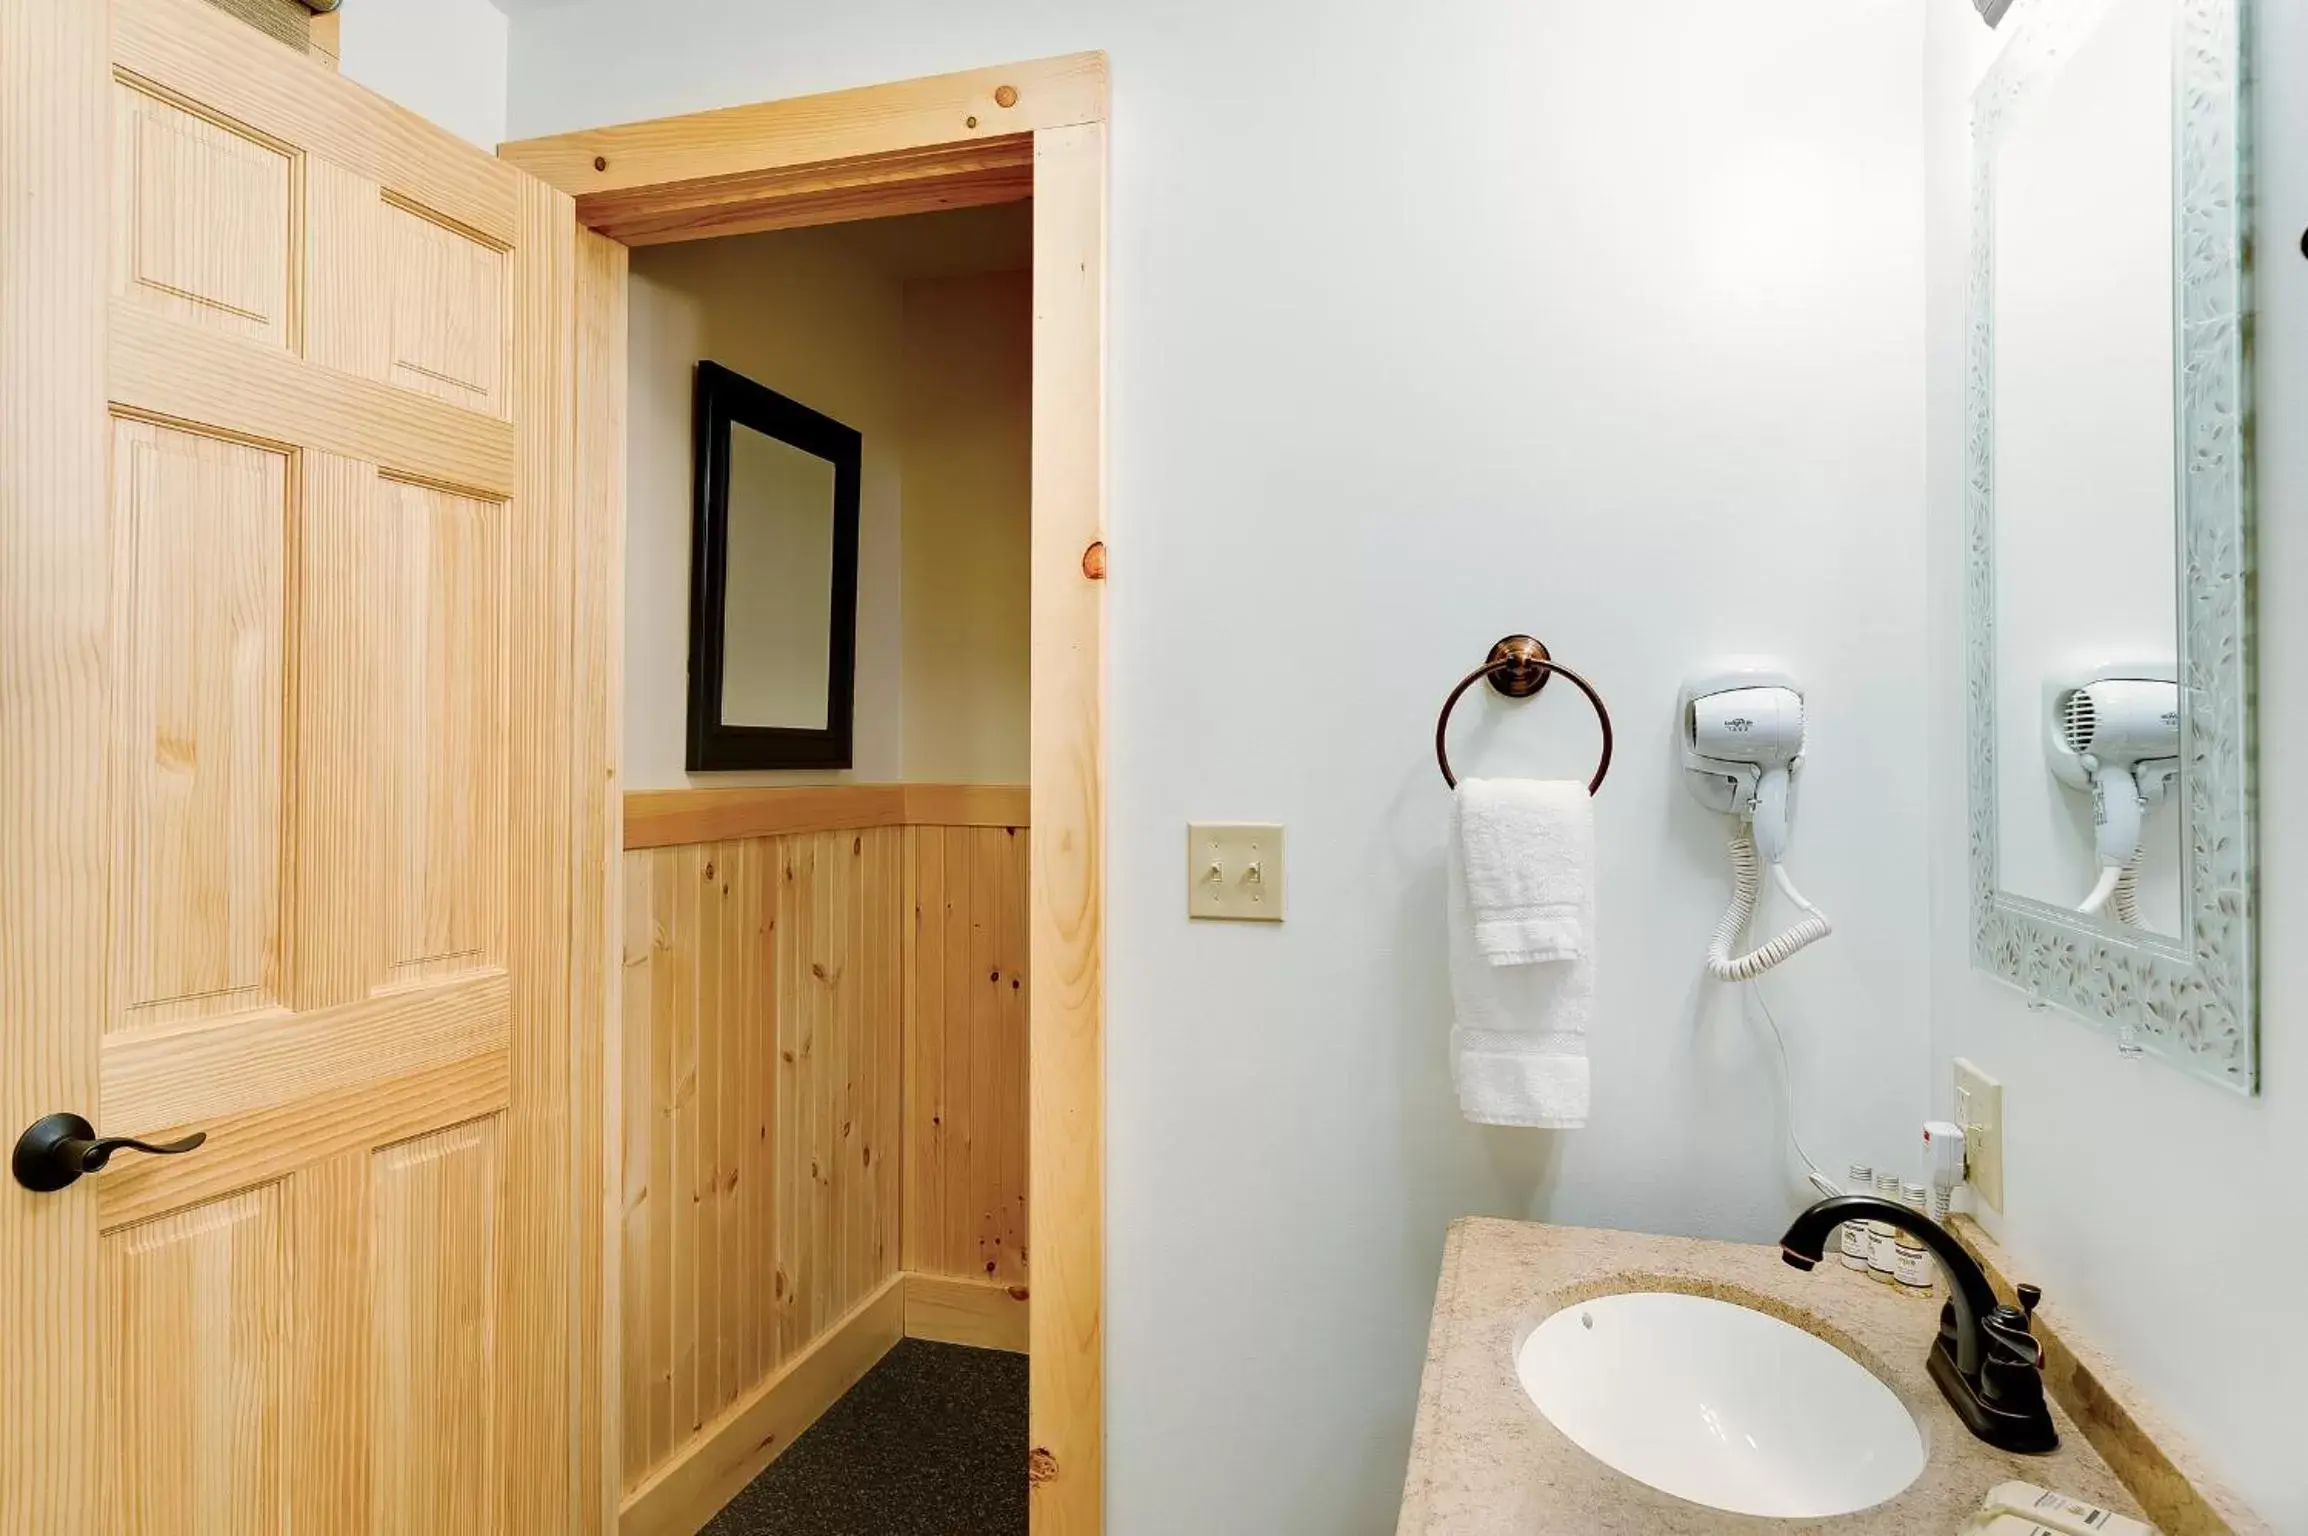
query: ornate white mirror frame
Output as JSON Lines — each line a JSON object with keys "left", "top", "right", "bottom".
{"left": 1965, "top": 0, "right": 2258, "bottom": 1090}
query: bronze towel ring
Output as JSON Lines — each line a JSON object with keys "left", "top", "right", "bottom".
{"left": 1435, "top": 634, "right": 1614, "bottom": 793}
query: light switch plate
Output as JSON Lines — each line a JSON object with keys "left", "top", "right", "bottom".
{"left": 1953, "top": 1057, "right": 2004, "bottom": 1212}
{"left": 1187, "top": 823, "right": 1285, "bottom": 921}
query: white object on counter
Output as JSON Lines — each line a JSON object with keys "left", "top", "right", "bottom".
{"left": 1956, "top": 1517, "right": 2063, "bottom": 1536}
{"left": 1974, "top": 1481, "right": 2154, "bottom": 1536}
{"left": 1896, "top": 1181, "right": 1934, "bottom": 1291}
{"left": 1868, "top": 1171, "right": 1902, "bottom": 1283}
{"left": 1841, "top": 1162, "right": 1874, "bottom": 1270}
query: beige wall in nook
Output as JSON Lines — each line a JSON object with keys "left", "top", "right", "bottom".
{"left": 625, "top": 209, "right": 1030, "bottom": 789}
{"left": 900, "top": 269, "right": 1031, "bottom": 784}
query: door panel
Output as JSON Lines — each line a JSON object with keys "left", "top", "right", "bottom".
{"left": 369, "top": 1117, "right": 501, "bottom": 1536}
{"left": 384, "top": 202, "right": 510, "bottom": 415}
{"left": 376, "top": 475, "right": 506, "bottom": 987}
{"left": 111, "top": 81, "right": 296, "bottom": 349}
{"left": 102, "top": 1186, "right": 291, "bottom": 1535}
{"left": 2, "top": 0, "right": 590, "bottom": 1528}
{"left": 106, "top": 420, "right": 290, "bottom": 1035}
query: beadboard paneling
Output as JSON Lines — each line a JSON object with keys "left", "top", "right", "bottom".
{"left": 617, "top": 829, "right": 902, "bottom": 1495}
{"left": 616, "top": 790, "right": 1030, "bottom": 1514}
{"left": 903, "top": 825, "right": 1031, "bottom": 1286}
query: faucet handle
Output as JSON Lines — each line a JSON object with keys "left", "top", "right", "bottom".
{"left": 1981, "top": 1321, "right": 2047, "bottom": 1408}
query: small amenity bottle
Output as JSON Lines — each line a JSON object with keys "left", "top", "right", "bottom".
{"left": 1868, "top": 1172, "right": 1902, "bottom": 1283}
{"left": 1840, "top": 1164, "right": 1874, "bottom": 1270}
{"left": 1895, "top": 1182, "right": 1934, "bottom": 1293}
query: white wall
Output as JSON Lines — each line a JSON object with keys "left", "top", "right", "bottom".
{"left": 514, "top": 6, "right": 1932, "bottom": 1531}
{"left": 1926, "top": 3, "right": 2306, "bottom": 1525}
{"left": 338, "top": 0, "right": 509, "bottom": 150}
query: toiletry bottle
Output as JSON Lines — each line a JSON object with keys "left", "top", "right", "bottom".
{"left": 1955, "top": 1516, "right": 2066, "bottom": 1536}
{"left": 1868, "top": 1171, "right": 1902, "bottom": 1283}
{"left": 1841, "top": 1163, "right": 1874, "bottom": 1270}
{"left": 1977, "top": 1482, "right": 2152, "bottom": 1536}
{"left": 1895, "top": 1181, "right": 1934, "bottom": 1292}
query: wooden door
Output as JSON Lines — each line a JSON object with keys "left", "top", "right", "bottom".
{"left": 1, "top": 1, "right": 610, "bottom": 1530}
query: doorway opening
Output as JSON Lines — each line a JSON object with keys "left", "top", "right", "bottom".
{"left": 622, "top": 203, "right": 1031, "bottom": 1534}
{"left": 502, "top": 54, "right": 1108, "bottom": 1536}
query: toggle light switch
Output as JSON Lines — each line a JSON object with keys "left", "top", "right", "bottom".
{"left": 1187, "top": 823, "right": 1285, "bottom": 921}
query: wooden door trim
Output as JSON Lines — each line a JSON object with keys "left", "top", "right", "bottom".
{"left": 506, "top": 60, "right": 1108, "bottom": 1534}
{"left": 571, "top": 224, "right": 628, "bottom": 1536}
{"left": 497, "top": 53, "right": 1104, "bottom": 219}
{"left": 0, "top": 2, "right": 110, "bottom": 1521}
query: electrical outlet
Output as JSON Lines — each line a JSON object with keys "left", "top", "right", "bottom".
{"left": 1186, "top": 823, "right": 1285, "bottom": 921}
{"left": 1953, "top": 1058, "right": 2004, "bottom": 1212}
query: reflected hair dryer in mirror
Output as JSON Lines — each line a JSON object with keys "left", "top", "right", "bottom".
{"left": 2045, "top": 668, "right": 2179, "bottom": 922}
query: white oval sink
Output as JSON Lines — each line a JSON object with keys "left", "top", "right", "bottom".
{"left": 1516, "top": 1290, "right": 1925, "bottom": 1518}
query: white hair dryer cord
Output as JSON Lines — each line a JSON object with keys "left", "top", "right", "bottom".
{"left": 2078, "top": 861, "right": 2141, "bottom": 926}
{"left": 1707, "top": 833, "right": 1833, "bottom": 981}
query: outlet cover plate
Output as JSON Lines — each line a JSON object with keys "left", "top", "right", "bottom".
{"left": 1954, "top": 1057, "right": 2005, "bottom": 1212}
{"left": 1187, "top": 823, "right": 1284, "bottom": 921}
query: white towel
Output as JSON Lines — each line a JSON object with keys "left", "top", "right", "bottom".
{"left": 1447, "top": 797, "right": 1594, "bottom": 1128}
{"left": 1454, "top": 779, "right": 1594, "bottom": 965}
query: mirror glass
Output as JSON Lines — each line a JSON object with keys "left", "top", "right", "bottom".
{"left": 1965, "top": 0, "right": 2256, "bottom": 1090}
{"left": 720, "top": 422, "right": 837, "bottom": 730}
{"left": 1989, "top": 0, "right": 2179, "bottom": 936}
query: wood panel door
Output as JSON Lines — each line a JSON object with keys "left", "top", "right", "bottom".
{"left": 1, "top": 1, "right": 605, "bottom": 1530}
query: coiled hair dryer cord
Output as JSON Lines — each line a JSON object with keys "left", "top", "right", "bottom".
{"left": 1707, "top": 833, "right": 1833, "bottom": 981}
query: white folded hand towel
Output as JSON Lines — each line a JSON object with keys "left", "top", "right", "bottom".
{"left": 1447, "top": 798, "right": 1594, "bottom": 1128}
{"left": 1454, "top": 778, "right": 1594, "bottom": 965}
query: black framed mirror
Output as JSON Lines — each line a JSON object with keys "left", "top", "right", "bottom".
{"left": 686, "top": 360, "right": 862, "bottom": 771}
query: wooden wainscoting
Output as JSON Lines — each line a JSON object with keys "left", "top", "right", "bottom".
{"left": 614, "top": 786, "right": 1029, "bottom": 1533}
{"left": 903, "top": 825, "right": 1031, "bottom": 1292}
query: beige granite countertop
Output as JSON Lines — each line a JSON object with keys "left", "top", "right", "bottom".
{"left": 1397, "top": 1218, "right": 2149, "bottom": 1534}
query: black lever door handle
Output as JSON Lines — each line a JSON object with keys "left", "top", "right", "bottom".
{"left": 11, "top": 1112, "right": 207, "bottom": 1193}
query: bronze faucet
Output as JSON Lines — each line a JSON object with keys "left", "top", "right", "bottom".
{"left": 1779, "top": 1196, "right": 2058, "bottom": 1454}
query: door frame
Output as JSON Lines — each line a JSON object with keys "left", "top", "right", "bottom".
{"left": 499, "top": 55, "right": 1110, "bottom": 1536}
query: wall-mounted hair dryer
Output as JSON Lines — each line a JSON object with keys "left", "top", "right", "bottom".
{"left": 2045, "top": 666, "right": 2178, "bottom": 922}
{"left": 1680, "top": 666, "right": 1832, "bottom": 979}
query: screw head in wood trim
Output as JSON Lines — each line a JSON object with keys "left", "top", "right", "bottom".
{"left": 995, "top": 84, "right": 1020, "bottom": 108}
{"left": 1081, "top": 540, "right": 1107, "bottom": 580}
{"left": 966, "top": 115, "right": 979, "bottom": 129}
{"left": 593, "top": 156, "right": 608, "bottom": 172}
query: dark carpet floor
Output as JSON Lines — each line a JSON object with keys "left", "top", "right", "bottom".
{"left": 700, "top": 1340, "right": 1027, "bottom": 1536}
